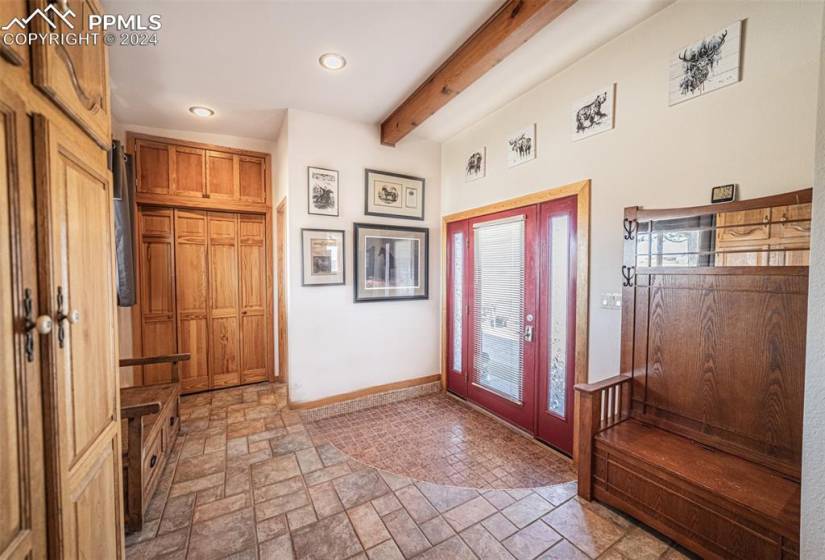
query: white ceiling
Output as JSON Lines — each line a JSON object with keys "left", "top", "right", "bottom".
{"left": 106, "top": 0, "right": 673, "bottom": 144}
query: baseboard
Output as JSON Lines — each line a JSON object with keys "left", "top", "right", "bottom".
{"left": 291, "top": 374, "right": 441, "bottom": 422}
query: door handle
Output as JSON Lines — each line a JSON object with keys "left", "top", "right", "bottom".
{"left": 524, "top": 325, "right": 534, "bottom": 342}
{"left": 22, "top": 288, "right": 52, "bottom": 362}
{"left": 55, "top": 286, "right": 80, "bottom": 349}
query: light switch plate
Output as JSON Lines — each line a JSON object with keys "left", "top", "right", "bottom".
{"left": 600, "top": 293, "right": 622, "bottom": 310}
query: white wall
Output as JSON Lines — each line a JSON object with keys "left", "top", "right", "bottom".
{"left": 441, "top": 0, "right": 822, "bottom": 382}
{"left": 284, "top": 109, "right": 441, "bottom": 403}
{"left": 801, "top": 5, "right": 825, "bottom": 556}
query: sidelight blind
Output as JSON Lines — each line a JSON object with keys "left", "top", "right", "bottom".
{"left": 472, "top": 216, "right": 525, "bottom": 404}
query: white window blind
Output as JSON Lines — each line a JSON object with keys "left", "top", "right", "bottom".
{"left": 472, "top": 216, "right": 525, "bottom": 404}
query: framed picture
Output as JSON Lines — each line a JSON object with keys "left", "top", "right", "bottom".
{"left": 506, "top": 124, "right": 536, "bottom": 167}
{"left": 301, "top": 228, "right": 345, "bottom": 286}
{"left": 307, "top": 166, "right": 339, "bottom": 216}
{"left": 711, "top": 184, "right": 737, "bottom": 203}
{"left": 669, "top": 20, "right": 742, "bottom": 106}
{"left": 465, "top": 147, "right": 486, "bottom": 182}
{"left": 572, "top": 83, "right": 615, "bottom": 141}
{"left": 364, "top": 169, "right": 425, "bottom": 220}
{"left": 353, "top": 223, "right": 428, "bottom": 302}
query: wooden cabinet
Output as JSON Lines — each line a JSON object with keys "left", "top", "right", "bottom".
{"left": 138, "top": 208, "right": 177, "bottom": 384}
{"left": 239, "top": 215, "right": 268, "bottom": 383}
{"left": 174, "top": 211, "right": 210, "bottom": 392}
{"left": 173, "top": 146, "right": 206, "bottom": 198}
{"left": 135, "top": 139, "right": 171, "bottom": 195}
{"left": 0, "top": 0, "right": 28, "bottom": 67}
{"left": 31, "top": 0, "right": 111, "bottom": 148}
{"left": 0, "top": 85, "right": 46, "bottom": 560}
{"left": 208, "top": 213, "right": 241, "bottom": 387}
{"left": 206, "top": 151, "right": 238, "bottom": 201}
{"left": 33, "top": 114, "right": 123, "bottom": 559}
{"left": 239, "top": 156, "right": 266, "bottom": 203}
{"left": 716, "top": 204, "right": 811, "bottom": 266}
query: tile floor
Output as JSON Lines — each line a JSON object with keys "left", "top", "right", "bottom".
{"left": 125, "top": 383, "right": 696, "bottom": 560}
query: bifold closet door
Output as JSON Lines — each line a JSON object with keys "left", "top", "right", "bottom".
{"left": 174, "top": 210, "right": 210, "bottom": 392}
{"left": 239, "top": 214, "right": 267, "bottom": 383}
{"left": 208, "top": 212, "right": 241, "bottom": 387}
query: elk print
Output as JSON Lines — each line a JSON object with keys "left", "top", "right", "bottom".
{"left": 572, "top": 84, "right": 615, "bottom": 141}
{"left": 506, "top": 125, "right": 536, "bottom": 168}
{"left": 465, "top": 147, "right": 485, "bottom": 182}
{"left": 669, "top": 21, "right": 742, "bottom": 106}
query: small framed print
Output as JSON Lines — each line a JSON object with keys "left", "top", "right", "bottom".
{"left": 711, "top": 184, "right": 737, "bottom": 204}
{"left": 354, "top": 223, "right": 428, "bottom": 302}
{"left": 365, "top": 169, "right": 425, "bottom": 220}
{"left": 307, "top": 167, "right": 339, "bottom": 216}
{"left": 301, "top": 228, "right": 345, "bottom": 286}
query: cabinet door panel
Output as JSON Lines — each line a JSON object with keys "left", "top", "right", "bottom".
{"left": 172, "top": 147, "right": 206, "bottom": 198}
{"left": 174, "top": 210, "right": 210, "bottom": 392}
{"left": 34, "top": 115, "right": 123, "bottom": 557}
{"left": 774, "top": 203, "right": 812, "bottom": 240}
{"left": 136, "top": 140, "right": 171, "bottom": 195}
{"left": 206, "top": 151, "right": 238, "bottom": 200}
{"left": 208, "top": 213, "right": 240, "bottom": 386}
{"left": 239, "top": 156, "right": 266, "bottom": 203}
{"left": 0, "top": 0, "right": 28, "bottom": 67}
{"left": 31, "top": 0, "right": 111, "bottom": 148}
{"left": 239, "top": 215, "right": 267, "bottom": 383}
{"left": 717, "top": 209, "right": 770, "bottom": 242}
{"left": 0, "top": 86, "right": 46, "bottom": 560}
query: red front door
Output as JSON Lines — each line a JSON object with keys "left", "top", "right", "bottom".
{"left": 446, "top": 197, "right": 577, "bottom": 454}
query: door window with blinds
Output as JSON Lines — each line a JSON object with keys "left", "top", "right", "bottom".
{"left": 472, "top": 216, "right": 525, "bottom": 404}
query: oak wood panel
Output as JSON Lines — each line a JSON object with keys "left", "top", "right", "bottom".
{"left": 206, "top": 151, "right": 238, "bottom": 201}
{"left": 0, "top": 85, "right": 46, "bottom": 560}
{"left": 0, "top": 0, "right": 28, "bottom": 67}
{"left": 172, "top": 146, "right": 206, "bottom": 198}
{"left": 33, "top": 114, "right": 123, "bottom": 558}
{"left": 775, "top": 203, "right": 811, "bottom": 240}
{"left": 208, "top": 212, "right": 240, "bottom": 387}
{"left": 380, "top": 0, "right": 576, "bottom": 145}
{"left": 716, "top": 208, "right": 770, "bottom": 242}
{"left": 239, "top": 156, "right": 266, "bottom": 204}
{"left": 174, "top": 210, "right": 210, "bottom": 392}
{"left": 138, "top": 208, "right": 177, "bottom": 384}
{"left": 30, "top": 0, "right": 111, "bottom": 148}
{"left": 135, "top": 139, "right": 171, "bottom": 195}
{"left": 239, "top": 214, "right": 267, "bottom": 383}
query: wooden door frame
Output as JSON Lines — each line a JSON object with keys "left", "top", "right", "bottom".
{"left": 276, "top": 197, "right": 288, "bottom": 383}
{"left": 441, "top": 179, "right": 590, "bottom": 464}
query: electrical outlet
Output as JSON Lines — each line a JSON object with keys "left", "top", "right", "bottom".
{"left": 600, "top": 293, "right": 622, "bottom": 310}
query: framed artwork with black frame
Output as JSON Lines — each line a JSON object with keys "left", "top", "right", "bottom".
{"left": 301, "top": 228, "right": 345, "bottom": 286}
{"left": 307, "top": 166, "right": 339, "bottom": 216}
{"left": 353, "top": 223, "right": 428, "bottom": 302}
{"left": 364, "top": 169, "right": 425, "bottom": 220}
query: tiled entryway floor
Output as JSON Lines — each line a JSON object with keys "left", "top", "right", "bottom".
{"left": 125, "top": 383, "right": 695, "bottom": 559}
{"left": 307, "top": 393, "right": 575, "bottom": 489}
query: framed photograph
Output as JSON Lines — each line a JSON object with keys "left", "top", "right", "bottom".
{"left": 711, "top": 184, "right": 737, "bottom": 204}
{"left": 353, "top": 223, "right": 428, "bottom": 302}
{"left": 364, "top": 169, "right": 425, "bottom": 220}
{"left": 307, "top": 166, "right": 339, "bottom": 216}
{"left": 669, "top": 20, "right": 742, "bottom": 106}
{"left": 301, "top": 228, "right": 345, "bottom": 286}
{"left": 465, "top": 147, "right": 486, "bottom": 182}
{"left": 506, "top": 124, "right": 536, "bottom": 167}
{"left": 572, "top": 83, "right": 615, "bottom": 141}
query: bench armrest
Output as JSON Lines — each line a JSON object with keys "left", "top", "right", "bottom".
{"left": 575, "top": 374, "right": 631, "bottom": 394}
{"left": 121, "top": 401, "right": 161, "bottom": 419}
{"left": 119, "top": 353, "right": 190, "bottom": 384}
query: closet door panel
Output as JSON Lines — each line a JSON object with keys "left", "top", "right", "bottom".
{"left": 239, "top": 156, "right": 266, "bottom": 203}
{"left": 0, "top": 0, "right": 28, "bottom": 67}
{"left": 208, "top": 213, "right": 240, "bottom": 387}
{"left": 206, "top": 151, "right": 238, "bottom": 201}
{"left": 239, "top": 215, "right": 267, "bottom": 383}
{"left": 174, "top": 210, "right": 210, "bottom": 392}
{"left": 172, "top": 147, "right": 206, "bottom": 198}
{"left": 139, "top": 208, "right": 176, "bottom": 384}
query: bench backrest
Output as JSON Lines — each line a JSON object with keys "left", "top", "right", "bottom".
{"left": 620, "top": 189, "right": 811, "bottom": 481}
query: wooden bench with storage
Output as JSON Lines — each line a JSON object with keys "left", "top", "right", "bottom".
{"left": 576, "top": 189, "right": 810, "bottom": 560}
{"left": 119, "top": 353, "right": 189, "bottom": 533}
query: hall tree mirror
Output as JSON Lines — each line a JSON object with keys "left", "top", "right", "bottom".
{"left": 444, "top": 181, "right": 589, "bottom": 456}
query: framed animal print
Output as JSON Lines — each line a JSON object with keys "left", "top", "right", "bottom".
{"left": 365, "top": 169, "right": 425, "bottom": 220}
{"left": 669, "top": 20, "right": 742, "bottom": 106}
{"left": 301, "top": 228, "right": 345, "bottom": 286}
{"left": 353, "top": 223, "right": 428, "bottom": 302}
{"left": 465, "top": 147, "right": 486, "bottom": 182}
{"left": 572, "top": 83, "right": 615, "bottom": 141}
{"left": 506, "top": 124, "right": 536, "bottom": 167}
{"left": 308, "top": 166, "right": 339, "bottom": 216}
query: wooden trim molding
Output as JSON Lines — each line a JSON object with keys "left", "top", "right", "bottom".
{"left": 440, "top": 179, "right": 591, "bottom": 464}
{"left": 289, "top": 374, "right": 441, "bottom": 410}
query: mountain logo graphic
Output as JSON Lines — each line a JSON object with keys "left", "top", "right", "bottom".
{"left": 2, "top": 3, "right": 76, "bottom": 31}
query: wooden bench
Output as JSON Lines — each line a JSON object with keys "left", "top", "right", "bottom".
{"left": 576, "top": 189, "right": 810, "bottom": 560}
{"left": 119, "top": 353, "right": 189, "bottom": 533}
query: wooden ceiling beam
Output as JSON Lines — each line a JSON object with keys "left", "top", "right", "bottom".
{"left": 380, "top": 0, "right": 577, "bottom": 146}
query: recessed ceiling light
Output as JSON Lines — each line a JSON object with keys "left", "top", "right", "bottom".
{"left": 319, "top": 53, "right": 346, "bottom": 71}
{"left": 188, "top": 105, "right": 215, "bottom": 117}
